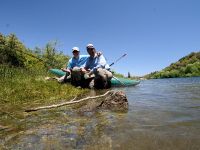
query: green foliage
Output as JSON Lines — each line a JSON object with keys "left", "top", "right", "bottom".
{"left": 111, "top": 70, "right": 124, "bottom": 78}
{"left": 0, "top": 65, "right": 87, "bottom": 105}
{"left": 0, "top": 33, "right": 84, "bottom": 112}
{"left": 0, "top": 33, "right": 26, "bottom": 67}
{"left": 0, "top": 65, "right": 88, "bottom": 128}
{"left": 0, "top": 33, "right": 69, "bottom": 70}
{"left": 42, "top": 41, "right": 69, "bottom": 69}
{"left": 146, "top": 51, "right": 200, "bottom": 79}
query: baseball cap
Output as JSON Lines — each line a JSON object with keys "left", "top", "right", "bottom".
{"left": 72, "top": 47, "right": 79, "bottom": 52}
{"left": 86, "top": 44, "right": 94, "bottom": 49}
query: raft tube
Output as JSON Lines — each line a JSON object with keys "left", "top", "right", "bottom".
{"left": 49, "top": 69, "right": 140, "bottom": 87}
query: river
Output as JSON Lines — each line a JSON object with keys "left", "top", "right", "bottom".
{"left": 1, "top": 77, "right": 200, "bottom": 150}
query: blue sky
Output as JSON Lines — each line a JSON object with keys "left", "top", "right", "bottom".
{"left": 1, "top": 0, "right": 200, "bottom": 76}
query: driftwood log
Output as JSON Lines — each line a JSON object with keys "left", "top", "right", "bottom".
{"left": 25, "top": 90, "right": 128, "bottom": 112}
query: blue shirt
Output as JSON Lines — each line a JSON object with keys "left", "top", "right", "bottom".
{"left": 67, "top": 55, "right": 89, "bottom": 69}
{"left": 85, "top": 54, "right": 110, "bottom": 73}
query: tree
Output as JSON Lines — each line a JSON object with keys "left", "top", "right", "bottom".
{"left": 42, "top": 41, "right": 69, "bottom": 69}
{"left": 128, "top": 72, "right": 131, "bottom": 78}
{"left": 0, "top": 33, "right": 26, "bottom": 67}
{"left": 0, "top": 33, "right": 6, "bottom": 64}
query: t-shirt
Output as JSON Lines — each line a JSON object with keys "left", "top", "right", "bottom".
{"left": 67, "top": 55, "right": 89, "bottom": 69}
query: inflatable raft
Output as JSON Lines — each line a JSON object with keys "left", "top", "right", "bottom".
{"left": 49, "top": 69, "right": 140, "bottom": 87}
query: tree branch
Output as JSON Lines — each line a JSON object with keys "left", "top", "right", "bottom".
{"left": 25, "top": 90, "right": 112, "bottom": 112}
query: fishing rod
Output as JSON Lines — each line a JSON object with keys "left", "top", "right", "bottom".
{"left": 108, "top": 53, "right": 127, "bottom": 86}
{"left": 109, "top": 53, "right": 127, "bottom": 67}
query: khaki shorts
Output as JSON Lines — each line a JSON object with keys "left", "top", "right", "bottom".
{"left": 92, "top": 68, "right": 113, "bottom": 89}
{"left": 95, "top": 68, "right": 113, "bottom": 81}
{"left": 71, "top": 67, "right": 83, "bottom": 86}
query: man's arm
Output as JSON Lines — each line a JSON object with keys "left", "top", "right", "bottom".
{"left": 80, "top": 57, "right": 91, "bottom": 73}
{"left": 90, "top": 55, "right": 106, "bottom": 73}
{"left": 79, "top": 55, "right": 89, "bottom": 68}
{"left": 61, "top": 68, "right": 71, "bottom": 73}
{"left": 61, "top": 58, "right": 72, "bottom": 73}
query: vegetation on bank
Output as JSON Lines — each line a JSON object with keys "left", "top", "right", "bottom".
{"left": 0, "top": 33, "right": 69, "bottom": 69}
{"left": 0, "top": 65, "right": 87, "bottom": 106}
{"left": 145, "top": 51, "right": 200, "bottom": 79}
{"left": 0, "top": 33, "right": 88, "bottom": 107}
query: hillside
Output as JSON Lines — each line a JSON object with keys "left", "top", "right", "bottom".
{"left": 145, "top": 51, "right": 200, "bottom": 79}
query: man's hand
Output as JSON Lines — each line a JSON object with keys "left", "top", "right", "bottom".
{"left": 80, "top": 68, "right": 88, "bottom": 73}
{"left": 61, "top": 68, "right": 71, "bottom": 73}
{"left": 84, "top": 71, "right": 95, "bottom": 79}
{"left": 97, "top": 51, "right": 102, "bottom": 56}
{"left": 88, "top": 71, "right": 93, "bottom": 76}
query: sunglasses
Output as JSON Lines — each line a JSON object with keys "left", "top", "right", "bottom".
{"left": 87, "top": 48, "right": 94, "bottom": 50}
{"left": 73, "top": 50, "right": 79, "bottom": 53}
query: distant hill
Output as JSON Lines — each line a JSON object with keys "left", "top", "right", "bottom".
{"left": 145, "top": 51, "right": 200, "bottom": 79}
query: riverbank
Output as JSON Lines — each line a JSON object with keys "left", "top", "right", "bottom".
{"left": 0, "top": 65, "right": 88, "bottom": 129}
{"left": 1, "top": 77, "right": 200, "bottom": 149}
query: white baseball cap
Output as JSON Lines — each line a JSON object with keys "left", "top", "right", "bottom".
{"left": 86, "top": 43, "right": 94, "bottom": 48}
{"left": 72, "top": 47, "right": 79, "bottom": 52}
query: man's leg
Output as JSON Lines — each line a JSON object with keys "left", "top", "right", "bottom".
{"left": 63, "top": 72, "right": 71, "bottom": 83}
{"left": 103, "top": 69, "right": 113, "bottom": 88}
{"left": 57, "top": 75, "right": 65, "bottom": 83}
{"left": 94, "top": 68, "right": 113, "bottom": 89}
{"left": 71, "top": 67, "right": 86, "bottom": 87}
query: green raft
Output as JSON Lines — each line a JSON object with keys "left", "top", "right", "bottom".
{"left": 49, "top": 69, "right": 140, "bottom": 87}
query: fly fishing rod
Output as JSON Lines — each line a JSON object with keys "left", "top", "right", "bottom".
{"left": 108, "top": 53, "right": 127, "bottom": 86}
{"left": 109, "top": 53, "right": 127, "bottom": 67}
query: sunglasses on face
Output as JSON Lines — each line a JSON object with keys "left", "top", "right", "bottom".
{"left": 87, "top": 48, "right": 94, "bottom": 51}
{"left": 73, "top": 51, "right": 79, "bottom": 53}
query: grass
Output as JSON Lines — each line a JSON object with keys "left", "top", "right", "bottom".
{"left": 0, "top": 65, "right": 88, "bottom": 111}
{"left": 0, "top": 65, "right": 89, "bottom": 130}
{"left": 0, "top": 66, "right": 89, "bottom": 149}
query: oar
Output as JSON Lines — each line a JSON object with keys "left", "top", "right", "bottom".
{"left": 109, "top": 53, "right": 127, "bottom": 67}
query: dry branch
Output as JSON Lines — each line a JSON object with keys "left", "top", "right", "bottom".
{"left": 25, "top": 90, "right": 111, "bottom": 112}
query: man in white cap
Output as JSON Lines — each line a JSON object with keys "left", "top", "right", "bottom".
{"left": 58, "top": 47, "right": 88, "bottom": 86}
{"left": 80, "top": 44, "right": 113, "bottom": 89}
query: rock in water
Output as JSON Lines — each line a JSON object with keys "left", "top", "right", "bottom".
{"left": 99, "top": 91, "right": 128, "bottom": 112}
{"left": 77, "top": 90, "right": 128, "bottom": 113}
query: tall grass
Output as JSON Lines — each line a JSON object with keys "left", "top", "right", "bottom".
{"left": 0, "top": 65, "right": 88, "bottom": 131}
{"left": 0, "top": 65, "right": 88, "bottom": 106}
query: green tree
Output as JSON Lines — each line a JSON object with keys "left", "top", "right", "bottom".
{"left": 0, "top": 33, "right": 26, "bottom": 67}
{"left": 42, "top": 41, "right": 69, "bottom": 69}
{"left": 0, "top": 33, "right": 6, "bottom": 65}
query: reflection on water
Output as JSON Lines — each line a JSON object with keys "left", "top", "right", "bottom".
{"left": 1, "top": 77, "right": 200, "bottom": 149}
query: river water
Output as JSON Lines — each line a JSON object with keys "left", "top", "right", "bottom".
{"left": 1, "top": 77, "right": 200, "bottom": 150}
